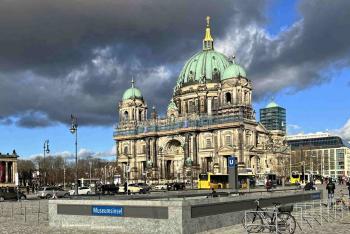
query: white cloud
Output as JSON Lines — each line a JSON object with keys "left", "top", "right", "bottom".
{"left": 335, "top": 118, "right": 350, "bottom": 141}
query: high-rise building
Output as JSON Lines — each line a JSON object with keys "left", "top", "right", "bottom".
{"left": 260, "top": 101, "right": 286, "bottom": 133}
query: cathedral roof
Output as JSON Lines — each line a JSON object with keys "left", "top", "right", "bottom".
{"left": 222, "top": 60, "right": 247, "bottom": 80}
{"left": 122, "top": 78, "right": 143, "bottom": 101}
{"left": 175, "top": 17, "right": 231, "bottom": 88}
{"left": 167, "top": 100, "right": 178, "bottom": 111}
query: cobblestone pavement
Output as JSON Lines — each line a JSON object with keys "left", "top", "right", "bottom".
{"left": 0, "top": 185, "right": 349, "bottom": 233}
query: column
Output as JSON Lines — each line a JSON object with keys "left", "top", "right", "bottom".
{"left": 13, "top": 162, "right": 17, "bottom": 184}
{"left": 239, "top": 127, "right": 245, "bottom": 165}
{"left": 116, "top": 142, "right": 119, "bottom": 162}
{"left": 184, "top": 134, "right": 190, "bottom": 161}
{"left": 153, "top": 138, "right": 158, "bottom": 168}
{"left": 5, "top": 162, "right": 8, "bottom": 183}
{"left": 207, "top": 98, "right": 212, "bottom": 115}
{"left": 146, "top": 138, "right": 151, "bottom": 161}
{"left": 192, "top": 133, "right": 198, "bottom": 165}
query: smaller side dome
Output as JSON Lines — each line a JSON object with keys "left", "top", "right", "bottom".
{"left": 222, "top": 62, "right": 247, "bottom": 80}
{"left": 122, "top": 78, "right": 143, "bottom": 101}
{"left": 122, "top": 87, "right": 143, "bottom": 101}
{"left": 167, "top": 100, "right": 178, "bottom": 111}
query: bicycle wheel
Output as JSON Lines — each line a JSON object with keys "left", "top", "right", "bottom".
{"left": 242, "top": 212, "right": 264, "bottom": 233}
{"left": 276, "top": 213, "right": 296, "bottom": 234}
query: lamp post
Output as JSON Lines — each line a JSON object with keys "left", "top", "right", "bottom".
{"left": 69, "top": 114, "right": 78, "bottom": 196}
{"left": 43, "top": 140, "right": 50, "bottom": 185}
{"left": 89, "top": 161, "right": 92, "bottom": 186}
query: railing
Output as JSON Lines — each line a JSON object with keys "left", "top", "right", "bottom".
{"left": 114, "top": 114, "right": 245, "bottom": 137}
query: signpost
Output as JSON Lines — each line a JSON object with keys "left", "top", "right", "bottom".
{"left": 228, "top": 156, "right": 238, "bottom": 191}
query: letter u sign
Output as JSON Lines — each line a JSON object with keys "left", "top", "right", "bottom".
{"left": 228, "top": 157, "right": 236, "bottom": 168}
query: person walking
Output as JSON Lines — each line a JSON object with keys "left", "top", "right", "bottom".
{"left": 326, "top": 179, "right": 336, "bottom": 208}
{"left": 346, "top": 178, "right": 350, "bottom": 199}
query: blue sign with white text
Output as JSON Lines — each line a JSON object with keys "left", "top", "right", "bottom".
{"left": 228, "top": 157, "right": 236, "bottom": 168}
{"left": 91, "top": 206, "right": 124, "bottom": 216}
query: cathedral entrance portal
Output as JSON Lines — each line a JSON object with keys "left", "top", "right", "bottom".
{"left": 162, "top": 139, "right": 184, "bottom": 181}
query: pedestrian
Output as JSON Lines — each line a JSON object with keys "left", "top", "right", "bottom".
{"left": 266, "top": 179, "right": 272, "bottom": 192}
{"left": 124, "top": 181, "right": 128, "bottom": 194}
{"left": 26, "top": 186, "right": 30, "bottom": 194}
{"left": 326, "top": 179, "right": 336, "bottom": 208}
{"left": 211, "top": 188, "right": 218, "bottom": 198}
{"left": 346, "top": 179, "right": 350, "bottom": 199}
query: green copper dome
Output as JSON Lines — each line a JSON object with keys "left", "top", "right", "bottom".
{"left": 266, "top": 101, "right": 279, "bottom": 108}
{"left": 222, "top": 62, "right": 247, "bottom": 80}
{"left": 176, "top": 50, "right": 230, "bottom": 88}
{"left": 167, "top": 100, "right": 178, "bottom": 111}
{"left": 122, "top": 87, "right": 143, "bottom": 100}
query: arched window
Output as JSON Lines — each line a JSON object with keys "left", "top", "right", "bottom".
{"left": 225, "top": 92, "right": 232, "bottom": 104}
{"left": 170, "top": 114, "right": 175, "bottom": 122}
{"left": 123, "top": 111, "right": 129, "bottom": 121}
{"left": 225, "top": 135, "right": 232, "bottom": 146}
{"left": 139, "top": 110, "right": 143, "bottom": 121}
{"left": 123, "top": 146, "right": 128, "bottom": 155}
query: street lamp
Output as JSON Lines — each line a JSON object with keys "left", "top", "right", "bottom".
{"left": 89, "top": 161, "right": 92, "bottom": 187}
{"left": 69, "top": 114, "right": 78, "bottom": 196}
{"left": 43, "top": 140, "right": 50, "bottom": 185}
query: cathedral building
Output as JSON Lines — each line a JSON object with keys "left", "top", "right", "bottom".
{"left": 113, "top": 17, "right": 290, "bottom": 183}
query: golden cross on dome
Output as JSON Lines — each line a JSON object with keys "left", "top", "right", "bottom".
{"left": 206, "top": 16, "right": 211, "bottom": 27}
{"left": 131, "top": 76, "right": 135, "bottom": 88}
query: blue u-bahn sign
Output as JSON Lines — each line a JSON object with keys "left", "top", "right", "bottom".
{"left": 228, "top": 157, "right": 236, "bottom": 168}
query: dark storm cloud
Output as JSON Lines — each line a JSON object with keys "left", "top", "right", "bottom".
{"left": 222, "top": 0, "right": 350, "bottom": 99}
{"left": 0, "top": 0, "right": 349, "bottom": 127}
{"left": 0, "top": 0, "right": 249, "bottom": 74}
{"left": 0, "top": 0, "right": 266, "bottom": 127}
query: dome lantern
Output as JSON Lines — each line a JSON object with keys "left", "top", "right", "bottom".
{"left": 203, "top": 16, "right": 214, "bottom": 51}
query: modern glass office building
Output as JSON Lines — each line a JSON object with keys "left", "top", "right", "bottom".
{"left": 287, "top": 133, "right": 350, "bottom": 178}
{"left": 260, "top": 101, "right": 286, "bottom": 133}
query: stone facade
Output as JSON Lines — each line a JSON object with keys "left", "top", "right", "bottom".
{"left": 0, "top": 150, "right": 19, "bottom": 188}
{"left": 113, "top": 17, "right": 290, "bottom": 183}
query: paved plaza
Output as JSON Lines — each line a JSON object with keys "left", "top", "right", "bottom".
{"left": 0, "top": 185, "right": 349, "bottom": 233}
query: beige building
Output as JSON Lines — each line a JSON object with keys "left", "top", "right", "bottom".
{"left": 113, "top": 17, "right": 290, "bottom": 183}
{"left": 0, "top": 150, "right": 18, "bottom": 188}
{"left": 287, "top": 133, "right": 350, "bottom": 178}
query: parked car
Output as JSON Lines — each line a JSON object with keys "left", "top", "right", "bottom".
{"left": 167, "top": 182, "right": 185, "bottom": 191}
{"left": 37, "top": 187, "right": 70, "bottom": 199}
{"left": 100, "top": 184, "right": 119, "bottom": 195}
{"left": 153, "top": 184, "right": 168, "bottom": 190}
{"left": 0, "top": 188, "right": 26, "bottom": 201}
{"left": 119, "top": 184, "right": 146, "bottom": 194}
{"left": 136, "top": 183, "right": 151, "bottom": 192}
{"left": 304, "top": 182, "right": 316, "bottom": 191}
{"left": 69, "top": 186, "right": 92, "bottom": 195}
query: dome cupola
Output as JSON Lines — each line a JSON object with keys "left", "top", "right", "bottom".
{"left": 122, "top": 78, "right": 143, "bottom": 101}
{"left": 222, "top": 57, "right": 247, "bottom": 80}
{"left": 175, "top": 17, "right": 230, "bottom": 89}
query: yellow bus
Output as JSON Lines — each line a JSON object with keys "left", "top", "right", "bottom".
{"left": 198, "top": 173, "right": 228, "bottom": 189}
{"left": 198, "top": 172, "right": 256, "bottom": 189}
{"left": 290, "top": 172, "right": 310, "bottom": 184}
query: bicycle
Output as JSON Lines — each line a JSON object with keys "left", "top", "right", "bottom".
{"left": 242, "top": 199, "right": 296, "bottom": 233}
{"left": 336, "top": 190, "right": 350, "bottom": 211}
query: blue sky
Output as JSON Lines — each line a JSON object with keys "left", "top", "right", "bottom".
{"left": 0, "top": 0, "right": 349, "bottom": 159}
